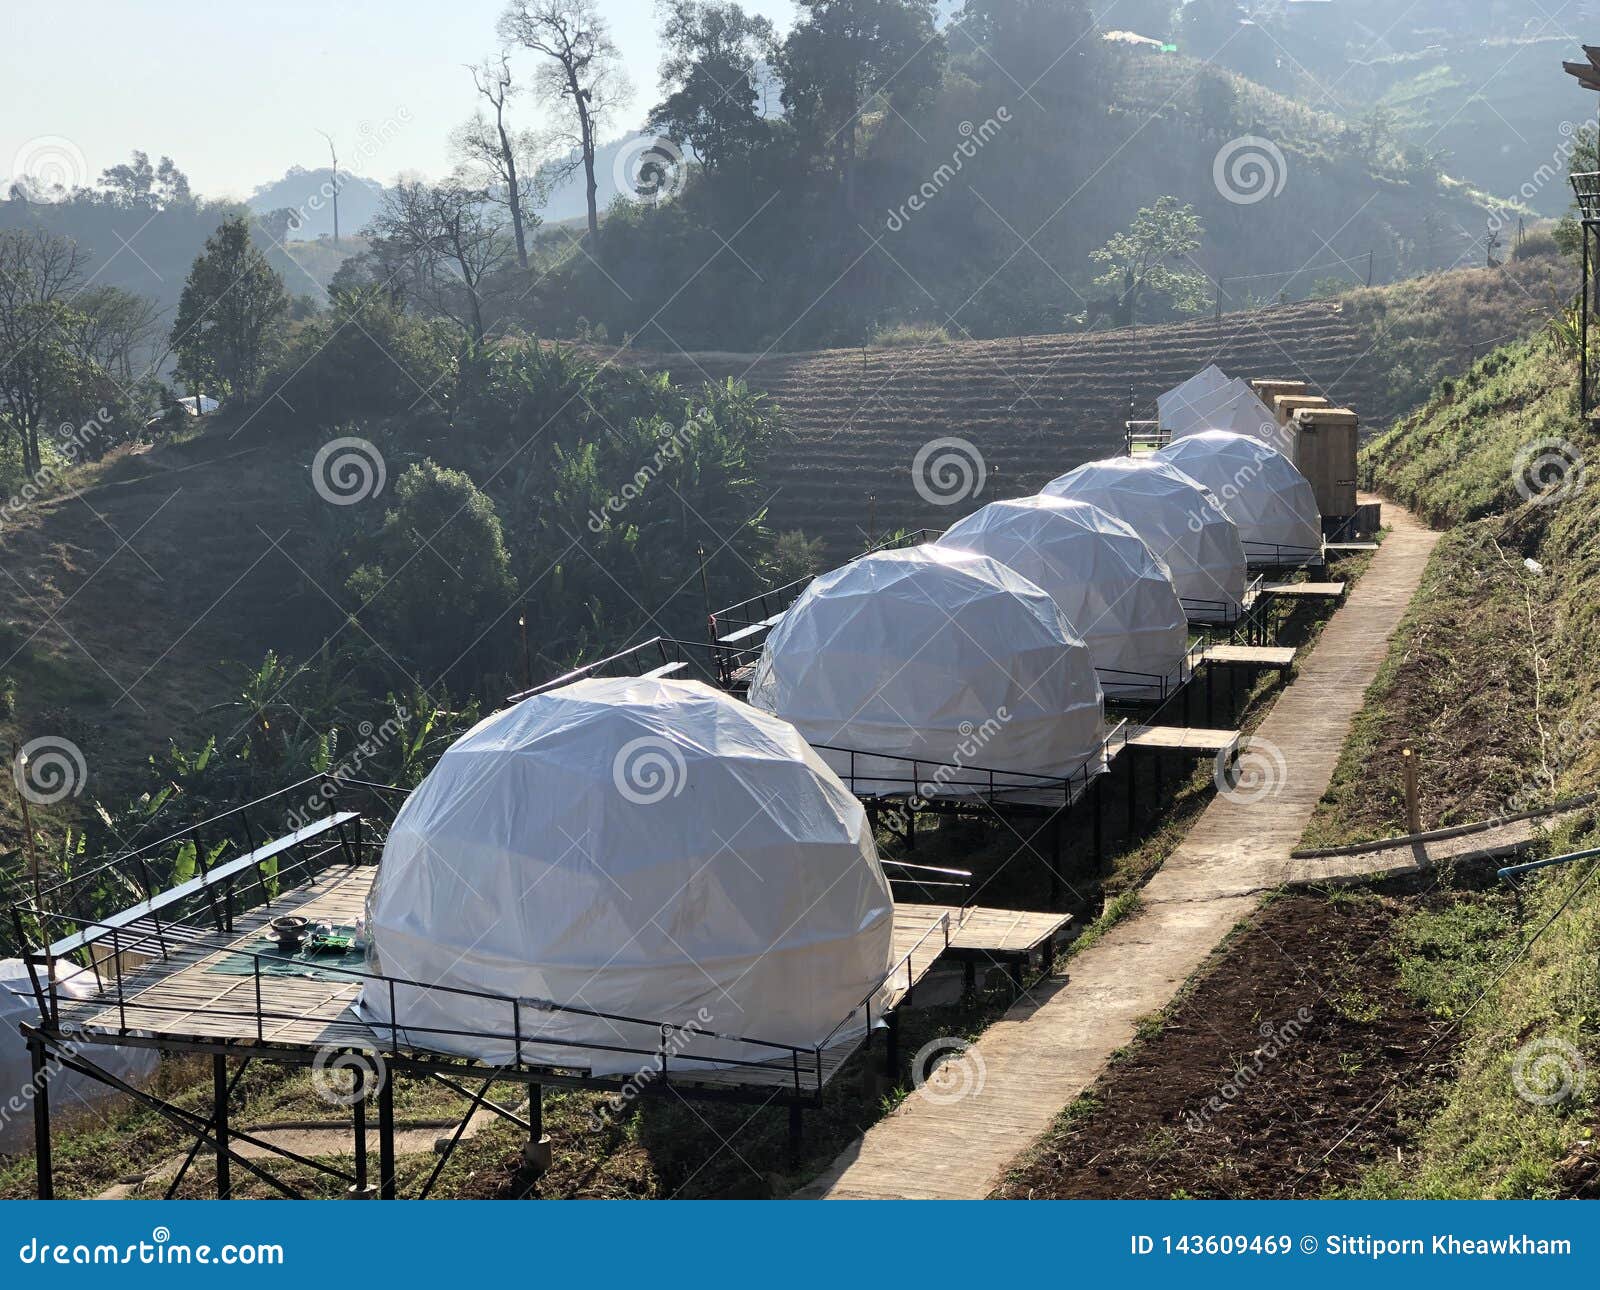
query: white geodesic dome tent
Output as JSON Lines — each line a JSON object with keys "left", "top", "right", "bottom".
{"left": 1, "top": 960, "right": 159, "bottom": 1154}
{"left": 1166, "top": 379, "right": 1293, "bottom": 459}
{"left": 748, "top": 545, "right": 1105, "bottom": 794}
{"left": 1042, "top": 457, "right": 1247, "bottom": 621}
{"left": 360, "top": 678, "right": 893, "bottom": 1072}
{"left": 1156, "top": 364, "right": 1230, "bottom": 426}
{"left": 933, "top": 496, "right": 1188, "bottom": 697}
{"left": 1157, "top": 431, "right": 1323, "bottom": 568}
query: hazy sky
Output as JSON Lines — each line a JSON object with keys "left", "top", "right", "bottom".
{"left": 2, "top": 0, "right": 799, "bottom": 199}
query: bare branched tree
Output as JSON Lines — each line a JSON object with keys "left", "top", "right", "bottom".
{"left": 370, "top": 180, "right": 511, "bottom": 340}
{"left": 454, "top": 54, "right": 544, "bottom": 269}
{"left": 498, "top": 0, "right": 630, "bottom": 245}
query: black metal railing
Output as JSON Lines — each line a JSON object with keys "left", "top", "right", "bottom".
{"left": 708, "top": 528, "right": 945, "bottom": 646}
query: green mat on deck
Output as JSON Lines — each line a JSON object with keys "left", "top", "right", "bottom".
{"left": 207, "top": 925, "right": 370, "bottom": 981}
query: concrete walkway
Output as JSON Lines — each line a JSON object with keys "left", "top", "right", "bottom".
{"left": 799, "top": 499, "right": 1440, "bottom": 1200}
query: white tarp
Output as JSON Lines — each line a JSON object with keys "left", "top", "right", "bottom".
{"left": 1156, "top": 365, "right": 1230, "bottom": 426}
{"left": 748, "top": 545, "right": 1106, "bottom": 794}
{"left": 361, "top": 678, "right": 893, "bottom": 1073}
{"left": 934, "top": 496, "right": 1188, "bottom": 696}
{"left": 1157, "top": 431, "right": 1323, "bottom": 567}
{"left": 1, "top": 959, "right": 158, "bottom": 1154}
{"left": 1043, "top": 457, "right": 1248, "bottom": 621}
{"left": 1167, "top": 379, "right": 1293, "bottom": 459}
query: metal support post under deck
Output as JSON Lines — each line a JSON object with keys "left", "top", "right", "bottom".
{"left": 378, "top": 1066, "right": 397, "bottom": 1199}
{"left": 522, "top": 1083, "right": 552, "bottom": 1175}
{"left": 351, "top": 1063, "right": 369, "bottom": 1196}
{"left": 212, "top": 1053, "right": 232, "bottom": 1199}
{"left": 30, "top": 1036, "right": 52, "bottom": 1200}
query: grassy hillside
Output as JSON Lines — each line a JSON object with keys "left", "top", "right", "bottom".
{"left": 1305, "top": 329, "right": 1600, "bottom": 1198}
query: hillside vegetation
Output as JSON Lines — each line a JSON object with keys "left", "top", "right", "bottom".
{"left": 1304, "top": 330, "right": 1600, "bottom": 1198}
{"left": 623, "top": 252, "right": 1562, "bottom": 553}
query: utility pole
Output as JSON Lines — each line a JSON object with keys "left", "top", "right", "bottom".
{"left": 317, "top": 129, "right": 341, "bottom": 244}
{"left": 1365, "top": 250, "right": 1374, "bottom": 287}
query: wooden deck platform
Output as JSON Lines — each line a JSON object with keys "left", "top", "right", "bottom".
{"left": 1261, "top": 581, "right": 1346, "bottom": 600}
{"left": 39, "top": 865, "right": 1069, "bottom": 1101}
{"left": 1200, "top": 644, "right": 1297, "bottom": 670}
{"left": 1127, "top": 725, "right": 1241, "bottom": 755}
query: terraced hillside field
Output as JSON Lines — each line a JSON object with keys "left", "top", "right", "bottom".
{"left": 618, "top": 257, "right": 1561, "bottom": 554}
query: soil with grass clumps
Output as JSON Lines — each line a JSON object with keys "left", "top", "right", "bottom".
{"left": 996, "top": 882, "right": 1471, "bottom": 1200}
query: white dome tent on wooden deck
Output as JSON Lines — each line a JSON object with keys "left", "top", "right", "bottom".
{"left": 933, "top": 496, "right": 1189, "bottom": 702}
{"left": 748, "top": 545, "right": 1107, "bottom": 798}
{"left": 360, "top": 677, "right": 895, "bottom": 1074}
{"left": 1042, "top": 457, "right": 1248, "bottom": 623}
{"left": 1157, "top": 431, "right": 1323, "bottom": 569}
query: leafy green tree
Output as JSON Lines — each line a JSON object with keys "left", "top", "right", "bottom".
{"left": 1178, "top": 0, "right": 1239, "bottom": 60}
{"left": 648, "top": 0, "right": 776, "bottom": 169}
{"left": 1194, "top": 68, "right": 1239, "bottom": 139}
{"left": 955, "top": 0, "right": 1101, "bottom": 112}
{"left": 98, "top": 151, "right": 192, "bottom": 208}
{"left": 0, "top": 229, "right": 98, "bottom": 475}
{"left": 1089, "top": 196, "right": 1209, "bottom": 325}
{"left": 171, "top": 215, "right": 290, "bottom": 399}
{"left": 346, "top": 461, "right": 519, "bottom": 683}
{"left": 778, "top": 0, "right": 945, "bottom": 202}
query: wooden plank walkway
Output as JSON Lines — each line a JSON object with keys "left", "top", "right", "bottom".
{"left": 800, "top": 495, "right": 1440, "bottom": 1199}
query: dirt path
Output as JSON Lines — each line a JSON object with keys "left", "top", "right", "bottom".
{"left": 799, "top": 498, "right": 1440, "bottom": 1199}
